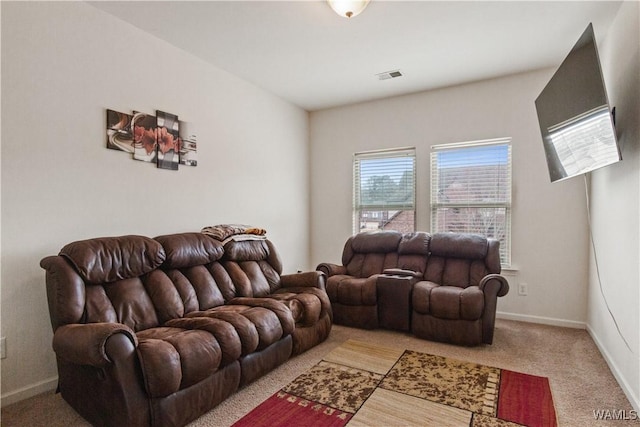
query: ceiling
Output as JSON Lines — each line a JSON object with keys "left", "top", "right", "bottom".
{"left": 89, "top": 1, "right": 623, "bottom": 111}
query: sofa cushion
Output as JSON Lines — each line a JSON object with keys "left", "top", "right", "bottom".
{"left": 341, "top": 232, "right": 402, "bottom": 269}
{"left": 224, "top": 240, "right": 270, "bottom": 262}
{"left": 238, "top": 306, "right": 285, "bottom": 350}
{"left": 154, "top": 233, "right": 223, "bottom": 268}
{"left": 411, "top": 281, "right": 440, "bottom": 314}
{"left": 346, "top": 253, "right": 399, "bottom": 278}
{"left": 425, "top": 256, "right": 481, "bottom": 288}
{"left": 326, "top": 275, "right": 378, "bottom": 306}
{"left": 223, "top": 240, "right": 283, "bottom": 275}
{"left": 178, "top": 265, "right": 226, "bottom": 309}
{"left": 136, "top": 327, "right": 222, "bottom": 398}
{"left": 229, "top": 297, "right": 295, "bottom": 336}
{"left": 427, "top": 286, "right": 484, "bottom": 320}
{"left": 221, "top": 239, "right": 283, "bottom": 297}
{"left": 442, "top": 258, "right": 474, "bottom": 287}
{"left": 185, "top": 307, "right": 260, "bottom": 355}
{"left": 187, "top": 297, "right": 294, "bottom": 353}
{"left": 102, "top": 278, "right": 160, "bottom": 331}
{"left": 350, "top": 231, "right": 402, "bottom": 253}
{"left": 397, "top": 232, "right": 430, "bottom": 255}
{"left": 395, "top": 232, "right": 430, "bottom": 274}
{"left": 222, "top": 260, "right": 279, "bottom": 297}
{"left": 144, "top": 269, "right": 186, "bottom": 324}
{"left": 164, "top": 317, "right": 242, "bottom": 366}
{"left": 429, "top": 233, "right": 487, "bottom": 260}
{"left": 396, "top": 254, "right": 427, "bottom": 275}
{"left": 60, "top": 235, "right": 165, "bottom": 284}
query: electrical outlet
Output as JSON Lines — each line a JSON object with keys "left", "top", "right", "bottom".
{"left": 518, "top": 283, "right": 528, "bottom": 296}
{"left": 1, "top": 337, "right": 6, "bottom": 359}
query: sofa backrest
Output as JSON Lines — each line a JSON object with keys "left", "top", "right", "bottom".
{"left": 156, "top": 234, "right": 284, "bottom": 304}
{"left": 338, "top": 231, "right": 500, "bottom": 287}
{"left": 341, "top": 231, "right": 430, "bottom": 277}
{"left": 220, "top": 239, "right": 283, "bottom": 297}
{"left": 396, "top": 232, "right": 431, "bottom": 274}
{"left": 42, "top": 233, "right": 288, "bottom": 332}
{"left": 43, "top": 233, "right": 229, "bottom": 332}
{"left": 342, "top": 231, "right": 403, "bottom": 277}
{"left": 154, "top": 232, "right": 227, "bottom": 320}
{"left": 424, "top": 233, "right": 501, "bottom": 288}
{"left": 48, "top": 235, "right": 170, "bottom": 331}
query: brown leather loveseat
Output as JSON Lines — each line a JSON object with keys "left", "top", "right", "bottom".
{"left": 317, "top": 230, "right": 508, "bottom": 346}
{"left": 40, "top": 231, "right": 332, "bottom": 427}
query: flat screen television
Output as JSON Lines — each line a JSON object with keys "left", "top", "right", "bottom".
{"left": 535, "top": 23, "right": 621, "bottom": 183}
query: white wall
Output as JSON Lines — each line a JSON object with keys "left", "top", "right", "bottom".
{"left": 0, "top": 2, "right": 310, "bottom": 404}
{"left": 588, "top": 0, "right": 640, "bottom": 411}
{"left": 310, "top": 69, "right": 591, "bottom": 327}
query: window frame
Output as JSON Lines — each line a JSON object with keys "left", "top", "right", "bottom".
{"left": 430, "top": 138, "right": 512, "bottom": 267}
{"left": 353, "top": 147, "right": 416, "bottom": 235}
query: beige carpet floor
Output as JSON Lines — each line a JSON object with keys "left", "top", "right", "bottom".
{"left": 1, "top": 320, "right": 637, "bottom": 426}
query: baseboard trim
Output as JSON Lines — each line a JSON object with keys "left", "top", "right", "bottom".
{"left": 0, "top": 376, "right": 58, "bottom": 408}
{"left": 496, "top": 311, "right": 586, "bottom": 329}
{"left": 587, "top": 325, "right": 640, "bottom": 412}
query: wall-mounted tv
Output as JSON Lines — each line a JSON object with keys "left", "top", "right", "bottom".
{"left": 535, "top": 23, "right": 621, "bottom": 183}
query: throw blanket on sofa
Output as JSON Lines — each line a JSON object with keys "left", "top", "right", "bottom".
{"left": 202, "top": 224, "right": 267, "bottom": 244}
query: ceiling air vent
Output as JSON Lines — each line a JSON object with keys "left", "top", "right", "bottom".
{"left": 376, "top": 70, "right": 403, "bottom": 80}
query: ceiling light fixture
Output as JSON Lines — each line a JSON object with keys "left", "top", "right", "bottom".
{"left": 327, "top": 0, "right": 370, "bottom": 19}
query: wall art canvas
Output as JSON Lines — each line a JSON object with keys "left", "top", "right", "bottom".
{"left": 105, "top": 106, "right": 196, "bottom": 170}
{"left": 156, "top": 110, "right": 180, "bottom": 170}
{"left": 106, "top": 109, "right": 134, "bottom": 153}
{"left": 132, "top": 112, "right": 158, "bottom": 163}
{"left": 179, "top": 121, "right": 197, "bottom": 166}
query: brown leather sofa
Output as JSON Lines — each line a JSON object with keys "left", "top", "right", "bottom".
{"left": 40, "top": 232, "right": 331, "bottom": 427}
{"left": 317, "top": 230, "right": 508, "bottom": 346}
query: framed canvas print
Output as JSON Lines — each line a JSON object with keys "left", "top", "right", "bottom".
{"left": 156, "top": 110, "right": 179, "bottom": 170}
{"left": 106, "top": 109, "right": 134, "bottom": 153}
{"left": 179, "top": 121, "right": 197, "bottom": 167}
{"left": 132, "top": 112, "right": 158, "bottom": 163}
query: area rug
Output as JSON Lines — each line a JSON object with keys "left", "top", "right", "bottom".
{"left": 233, "top": 340, "right": 558, "bottom": 427}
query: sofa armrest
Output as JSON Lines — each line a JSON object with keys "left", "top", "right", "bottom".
{"left": 52, "top": 323, "right": 138, "bottom": 367}
{"left": 478, "top": 274, "right": 509, "bottom": 345}
{"left": 281, "top": 271, "right": 326, "bottom": 291}
{"left": 315, "top": 263, "right": 346, "bottom": 277}
{"left": 382, "top": 268, "right": 423, "bottom": 278}
{"left": 479, "top": 274, "right": 509, "bottom": 297}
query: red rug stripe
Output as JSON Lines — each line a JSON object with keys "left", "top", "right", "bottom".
{"left": 232, "top": 392, "right": 352, "bottom": 427}
{"left": 498, "top": 369, "right": 557, "bottom": 427}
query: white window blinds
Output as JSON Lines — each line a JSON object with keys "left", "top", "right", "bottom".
{"left": 354, "top": 148, "right": 416, "bottom": 234}
{"left": 430, "top": 139, "right": 512, "bottom": 266}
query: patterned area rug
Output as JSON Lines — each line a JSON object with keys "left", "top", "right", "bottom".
{"left": 233, "top": 340, "right": 558, "bottom": 427}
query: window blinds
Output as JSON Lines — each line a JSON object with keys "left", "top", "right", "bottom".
{"left": 430, "top": 138, "right": 512, "bottom": 266}
{"left": 354, "top": 148, "right": 416, "bottom": 211}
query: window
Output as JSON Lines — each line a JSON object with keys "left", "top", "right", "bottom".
{"left": 430, "top": 139, "right": 512, "bottom": 266}
{"left": 354, "top": 148, "right": 416, "bottom": 234}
